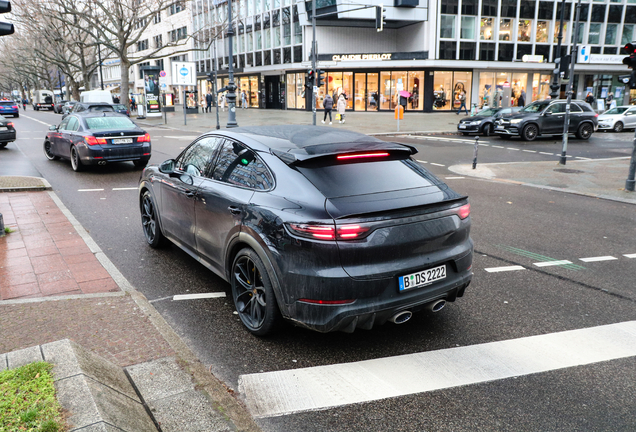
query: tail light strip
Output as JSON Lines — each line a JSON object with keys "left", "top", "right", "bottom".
{"left": 287, "top": 223, "right": 370, "bottom": 241}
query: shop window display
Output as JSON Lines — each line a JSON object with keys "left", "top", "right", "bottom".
{"left": 518, "top": 20, "right": 532, "bottom": 42}
{"left": 481, "top": 17, "right": 494, "bottom": 40}
{"left": 433, "top": 71, "right": 452, "bottom": 110}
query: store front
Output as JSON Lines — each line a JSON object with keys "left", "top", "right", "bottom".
{"left": 197, "top": 74, "right": 261, "bottom": 108}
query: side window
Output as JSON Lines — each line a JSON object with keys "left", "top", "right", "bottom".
{"left": 570, "top": 104, "right": 583, "bottom": 113}
{"left": 58, "top": 117, "right": 71, "bottom": 130}
{"left": 626, "top": 108, "right": 636, "bottom": 115}
{"left": 546, "top": 103, "right": 566, "bottom": 114}
{"left": 66, "top": 117, "right": 79, "bottom": 131}
{"left": 176, "top": 137, "right": 219, "bottom": 177}
{"left": 211, "top": 140, "right": 274, "bottom": 190}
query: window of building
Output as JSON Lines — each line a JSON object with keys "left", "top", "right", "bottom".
{"left": 138, "top": 62, "right": 150, "bottom": 79}
{"left": 498, "top": 43, "right": 514, "bottom": 61}
{"left": 440, "top": 15, "right": 456, "bottom": 38}
{"left": 554, "top": 22, "right": 566, "bottom": 43}
{"left": 461, "top": 0, "right": 477, "bottom": 15}
{"left": 459, "top": 42, "right": 476, "bottom": 60}
{"left": 481, "top": 17, "right": 494, "bottom": 40}
{"left": 518, "top": 20, "right": 532, "bottom": 42}
{"left": 626, "top": 6, "right": 636, "bottom": 24}
{"left": 293, "top": 46, "right": 302, "bottom": 62}
{"left": 254, "top": 0, "right": 261, "bottom": 15}
{"left": 482, "top": 0, "right": 497, "bottom": 17}
{"left": 480, "top": 42, "right": 495, "bottom": 60}
{"left": 538, "top": 2, "right": 553, "bottom": 20}
{"left": 154, "top": 12, "right": 161, "bottom": 24}
{"left": 156, "top": 59, "right": 164, "bottom": 71}
{"left": 579, "top": 4, "right": 590, "bottom": 21}
{"left": 607, "top": 5, "right": 623, "bottom": 23}
{"left": 604, "top": 46, "right": 618, "bottom": 54}
{"left": 556, "top": 2, "right": 571, "bottom": 21}
{"left": 255, "top": 51, "right": 262, "bottom": 66}
{"left": 606, "top": 23, "right": 618, "bottom": 44}
{"left": 516, "top": 44, "right": 532, "bottom": 60}
{"left": 154, "top": 34, "right": 163, "bottom": 48}
{"left": 439, "top": 41, "right": 456, "bottom": 59}
{"left": 591, "top": 5, "right": 606, "bottom": 22}
{"left": 169, "top": 1, "right": 185, "bottom": 15}
{"left": 461, "top": 16, "right": 476, "bottom": 39}
{"left": 571, "top": 23, "right": 584, "bottom": 44}
{"left": 589, "top": 23, "right": 601, "bottom": 44}
{"left": 499, "top": 19, "right": 513, "bottom": 41}
{"left": 283, "top": 7, "right": 291, "bottom": 45}
{"left": 501, "top": 0, "right": 516, "bottom": 18}
{"left": 534, "top": 44, "right": 550, "bottom": 60}
{"left": 264, "top": 49, "right": 271, "bottom": 65}
{"left": 137, "top": 39, "right": 148, "bottom": 51}
{"left": 622, "top": 24, "right": 635, "bottom": 46}
{"left": 519, "top": 0, "right": 535, "bottom": 19}
{"left": 433, "top": 71, "right": 471, "bottom": 111}
{"left": 169, "top": 27, "right": 188, "bottom": 42}
{"left": 536, "top": 21, "right": 549, "bottom": 42}
{"left": 283, "top": 47, "right": 291, "bottom": 63}
{"left": 441, "top": 0, "right": 458, "bottom": 14}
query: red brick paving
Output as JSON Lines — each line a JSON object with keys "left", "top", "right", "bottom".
{"left": 0, "top": 192, "right": 122, "bottom": 300}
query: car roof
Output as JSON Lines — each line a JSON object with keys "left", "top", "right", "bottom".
{"left": 74, "top": 111, "right": 128, "bottom": 119}
{"left": 220, "top": 125, "right": 416, "bottom": 163}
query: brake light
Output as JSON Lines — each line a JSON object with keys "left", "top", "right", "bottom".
{"left": 137, "top": 133, "right": 151, "bottom": 142}
{"left": 337, "top": 152, "right": 390, "bottom": 160}
{"left": 595, "top": 113, "right": 598, "bottom": 117}
{"left": 457, "top": 203, "right": 471, "bottom": 219}
{"left": 84, "top": 136, "right": 107, "bottom": 145}
{"left": 337, "top": 224, "right": 369, "bottom": 239}
{"left": 288, "top": 223, "right": 335, "bottom": 239}
{"left": 11, "top": 105, "right": 17, "bottom": 109}
{"left": 7, "top": 122, "right": 13, "bottom": 127}
{"left": 298, "top": 298, "right": 356, "bottom": 305}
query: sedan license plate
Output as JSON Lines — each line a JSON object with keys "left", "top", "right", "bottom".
{"left": 113, "top": 138, "right": 133, "bottom": 144}
{"left": 399, "top": 265, "right": 446, "bottom": 292}
{"left": 459, "top": 125, "right": 466, "bottom": 129}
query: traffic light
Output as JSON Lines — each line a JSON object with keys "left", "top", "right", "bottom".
{"left": 316, "top": 69, "right": 324, "bottom": 87}
{"left": 375, "top": 4, "right": 386, "bottom": 32}
{"left": 559, "top": 54, "right": 571, "bottom": 80}
{"left": 622, "top": 42, "right": 636, "bottom": 89}
{"left": 553, "top": 57, "right": 561, "bottom": 76}
{"left": 305, "top": 69, "right": 314, "bottom": 89}
{"left": 0, "top": 1, "right": 14, "bottom": 36}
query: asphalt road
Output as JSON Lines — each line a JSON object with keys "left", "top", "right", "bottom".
{"left": 6, "top": 109, "right": 636, "bottom": 431}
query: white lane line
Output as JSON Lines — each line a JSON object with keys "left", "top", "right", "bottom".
{"left": 624, "top": 253, "right": 636, "bottom": 258}
{"left": 575, "top": 156, "right": 591, "bottom": 160}
{"left": 479, "top": 143, "right": 490, "bottom": 147}
{"left": 112, "top": 187, "right": 138, "bottom": 191}
{"left": 416, "top": 159, "right": 428, "bottom": 164}
{"left": 579, "top": 256, "right": 618, "bottom": 262}
{"left": 522, "top": 150, "right": 537, "bottom": 153}
{"left": 20, "top": 114, "right": 50, "bottom": 126}
{"left": 173, "top": 292, "right": 226, "bottom": 301}
{"left": 491, "top": 145, "right": 504, "bottom": 149}
{"left": 77, "top": 189, "right": 104, "bottom": 192}
{"left": 240, "top": 321, "right": 636, "bottom": 418}
{"left": 533, "top": 260, "right": 572, "bottom": 267}
{"left": 507, "top": 147, "right": 520, "bottom": 151}
{"left": 164, "top": 135, "right": 198, "bottom": 140}
{"left": 430, "top": 162, "right": 445, "bottom": 167}
{"left": 539, "top": 152, "right": 554, "bottom": 156}
{"left": 484, "top": 265, "right": 525, "bottom": 273}
{"left": 445, "top": 176, "right": 465, "bottom": 180}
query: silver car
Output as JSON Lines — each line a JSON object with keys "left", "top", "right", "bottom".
{"left": 597, "top": 106, "right": 636, "bottom": 132}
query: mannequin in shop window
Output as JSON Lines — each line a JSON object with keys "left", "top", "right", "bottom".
{"left": 410, "top": 84, "right": 419, "bottom": 109}
{"left": 483, "top": 85, "right": 491, "bottom": 107}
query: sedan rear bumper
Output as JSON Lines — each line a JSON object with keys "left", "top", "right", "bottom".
{"left": 0, "top": 130, "right": 16, "bottom": 143}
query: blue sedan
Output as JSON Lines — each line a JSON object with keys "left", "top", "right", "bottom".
{"left": 0, "top": 101, "right": 19, "bottom": 118}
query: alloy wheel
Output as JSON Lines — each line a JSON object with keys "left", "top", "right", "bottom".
{"left": 523, "top": 124, "right": 538, "bottom": 141}
{"left": 70, "top": 146, "right": 82, "bottom": 171}
{"left": 233, "top": 256, "right": 267, "bottom": 331}
{"left": 613, "top": 122, "right": 624, "bottom": 133}
{"left": 141, "top": 194, "right": 157, "bottom": 244}
{"left": 44, "top": 141, "right": 58, "bottom": 160}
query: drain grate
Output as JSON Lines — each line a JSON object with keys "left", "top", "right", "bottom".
{"left": 554, "top": 168, "right": 585, "bottom": 174}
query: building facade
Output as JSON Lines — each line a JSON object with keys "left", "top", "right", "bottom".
{"left": 187, "top": 0, "right": 636, "bottom": 111}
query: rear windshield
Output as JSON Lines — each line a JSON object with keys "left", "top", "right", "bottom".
{"left": 0, "top": 102, "right": 15, "bottom": 106}
{"left": 85, "top": 117, "right": 137, "bottom": 131}
{"left": 297, "top": 159, "right": 442, "bottom": 198}
{"left": 89, "top": 106, "right": 114, "bottom": 112}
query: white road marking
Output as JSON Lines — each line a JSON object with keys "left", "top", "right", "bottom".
{"left": 624, "top": 253, "right": 636, "bottom": 258}
{"left": 20, "top": 114, "right": 50, "bottom": 126}
{"left": 533, "top": 260, "right": 572, "bottom": 267}
{"left": 173, "top": 293, "right": 226, "bottom": 301}
{"left": 445, "top": 176, "right": 465, "bottom": 180}
{"left": 539, "top": 152, "right": 554, "bottom": 155}
{"left": 575, "top": 156, "right": 591, "bottom": 160}
{"left": 112, "top": 187, "right": 138, "bottom": 191}
{"left": 416, "top": 159, "right": 428, "bottom": 164}
{"left": 479, "top": 143, "right": 490, "bottom": 147}
{"left": 507, "top": 147, "right": 520, "bottom": 151}
{"left": 484, "top": 265, "right": 525, "bottom": 273}
{"left": 78, "top": 189, "right": 104, "bottom": 192}
{"left": 163, "top": 135, "right": 198, "bottom": 140}
{"left": 579, "top": 256, "right": 618, "bottom": 262}
{"left": 522, "top": 150, "right": 537, "bottom": 153}
{"left": 240, "top": 321, "right": 636, "bottom": 418}
{"left": 430, "top": 163, "right": 445, "bottom": 167}
{"left": 491, "top": 145, "right": 504, "bottom": 149}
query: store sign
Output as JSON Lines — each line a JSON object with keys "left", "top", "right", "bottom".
{"left": 578, "top": 45, "right": 623, "bottom": 64}
{"left": 332, "top": 53, "right": 392, "bottom": 61}
{"left": 522, "top": 54, "right": 544, "bottom": 63}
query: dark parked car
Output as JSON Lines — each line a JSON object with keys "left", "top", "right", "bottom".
{"left": 62, "top": 101, "right": 78, "bottom": 115}
{"left": 54, "top": 100, "right": 68, "bottom": 114}
{"left": 0, "top": 115, "right": 16, "bottom": 148}
{"left": 62, "top": 102, "right": 115, "bottom": 119}
{"left": 112, "top": 103, "right": 130, "bottom": 116}
{"left": 44, "top": 112, "right": 151, "bottom": 171}
{"left": 457, "top": 107, "right": 522, "bottom": 136}
{"left": 138, "top": 126, "right": 473, "bottom": 335}
{"left": 494, "top": 99, "right": 598, "bottom": 141}
{"left": 0, "top": 100, "right": 19, "bottom": 118}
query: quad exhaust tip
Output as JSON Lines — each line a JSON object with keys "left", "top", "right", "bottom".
{"left": 427, "top": 299, "right": 446, "bottom": 313}
{"left": 389, "top": 310, "right": 412, "bottom": 324}
{"left": 98, "top": 161, "right": 107, "bottom": 165}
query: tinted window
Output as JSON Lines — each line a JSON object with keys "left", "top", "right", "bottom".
{"left": 58, "top": 117, "right": 71, "bottom": 130}
{"left": 85, "top": 117, "right": 136, "bottom": 130}
{"left": 211, "top": 140, "right": 274, "bottom": 190}
{"left": 0, "top": 102, "right": 14, "bottom": 106}
{"left": 570, "top": 104, "right": 583, "bottom": 113}
{"left": 298, "top": 159, "right": 442, "bottom": 198}
{"left": 67, "top": 117, "right": 80, "bottom": 131}
{"left": 89, "top": 106, "right": 114, "bottom": 112}
{"left": 605, "top": 107, "right": 628, "bottom": 115}
{"left": 521, "top": 101, "right": 551, "bottom": 113}
{"left": 626, "top": 108, "right": 636, "bottom": 114}
{"left": 177, "top": 137, "right": 219, "bottom": 177}
{"left": 546, "top": 103, "right": 566, "bottom": 114}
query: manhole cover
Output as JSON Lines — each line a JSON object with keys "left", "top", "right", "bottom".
{"left": 554, "top": 168, "right": 585, "bottom": 174}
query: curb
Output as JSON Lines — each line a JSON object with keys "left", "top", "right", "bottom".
{"left": 0, "top": 176, "right": 52, "bottom": 192}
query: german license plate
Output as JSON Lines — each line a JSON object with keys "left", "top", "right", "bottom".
{"left": 399, "top": 265, "right": 446, "bottom": 292}
{"left": 113, "top": 138, "right": 133, "bottom": 144}
{"left": 459, "top": 125, "right": 466, "bottom": 129}
{"left": 495, "top": 127, "right": 505, "bottom": 131}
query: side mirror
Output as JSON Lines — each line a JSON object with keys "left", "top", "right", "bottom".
{"left": 49, "top": 125, "right": 57, "bottom": 131}
{"left": 543, "top": 111, "right": 553, "bottom": 116}
{"left": 159, "top": 159, "right": 176, "bottom": 174}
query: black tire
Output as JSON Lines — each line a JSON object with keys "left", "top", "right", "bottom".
{"left": 43, "top": 141, "right": 59, "bottom": 160}
{"left": 70, "top": 146, "right": 83, "bottom": 172}
{"left": 0, "top": 143, "right": 7, "bottom": 149}
{"left": 576, "top": 122, "right": 593, "bottom": 140}
{"left": 613, "top": 121, "right": 624, "bottom": 133}
{"left": 522, "top": 124, "right": 538, "bottom": 141}
{"left": 231, "top": 248, "right": 282, "bottom": 336}
{"left": 14, "top": 114, "right": 18, "bottom": 118}
{"left": 482, "top": 123, "right": 493, "bottom": 137}
{"left": 140, "top": 190, "right": 167, "bottom": 248}
{"left": 133, "top": 159, "right": 148, "bottom": 169}
{"left": 462, "top": 132, "right": 470, "bottom": 136}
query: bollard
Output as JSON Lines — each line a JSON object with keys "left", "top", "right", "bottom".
{"left": 0, "top": 213, "right": 4, "bottom": 237}
{"left": 626, "top": 131, "right": 636, "bottom": 192}
{"left": 472, "top": 136, "right": 479, "bottom": 169}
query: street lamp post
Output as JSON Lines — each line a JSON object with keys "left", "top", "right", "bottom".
{"left": 550, "top": 0, "right": 567, "bottom": 99}
{"left": 97, "top": 43, "right": 104, "bottom": 90}
{"left": 225, "top": 0, "right": 238, "bottom": 128}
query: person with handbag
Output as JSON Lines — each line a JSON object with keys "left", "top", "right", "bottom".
{"left": 337, "top": 94, "right": 346, "bottom": 124}
{"left": 321, "top": 93, "right": 334, "bottom": 124}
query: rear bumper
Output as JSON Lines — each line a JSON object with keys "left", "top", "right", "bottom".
{"left": 0, "top": 130, "right": 16, "bottom": 143}
{"left": 80, "top": 143, "right": 152, "bottom": 164}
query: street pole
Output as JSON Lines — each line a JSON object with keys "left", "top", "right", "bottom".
{"left": 559, "top": 0, "right": 582, "bottom": 165}
{"left": 97, "top": 43, "right": 104, "bottom": 90}
{"left": 626, "top": 134, "right": 636, "bottom": 191}
{"left": 226, "top": 0, "right": 238, "bottom": 128}
{"left": 213, "top": 37, "right": 220, "bottom": 130}
{"left": 550, "top": 0, "right": 567, "bottom": 99}
{"left": 311, "top": 0, "right": 317, "bottom": 125}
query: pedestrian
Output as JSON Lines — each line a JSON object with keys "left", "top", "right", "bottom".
{"left": 585, "top": 92, "right": 595, "bottom": 105}
{"left": 337, "top": 93, "right": 346, "bottom": 124}
{"left": 518, "top": 88, "right": 526, "bottom": 107}
{"left": 456, "top": 90, "right": 468, "bottom": 115}
{"left": 206, "top": 92, "right": 213, "bottom": 113}
{"left": 220, "top": 93, "right": 226, "bottom": 111}
{"left": 131, "top": 96, "right": 136, "bottom": 110}
{"left": 241, "top": 90, "right": 247, "bottom": 109}
{"left": 321, "top": 93, "right": 333, "bottom": 125}
{"left": 22, "top": 98, "right": 27, "bottom": 110}
{"left": 606, "top": 92, "right": 614, "bottom": 111}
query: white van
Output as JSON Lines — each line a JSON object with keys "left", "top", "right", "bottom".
{"left": 80, "top": 90, "right": 113, "bottom": 104}
{"left": 32, "top": 90, "right": 55, "bottom": 110}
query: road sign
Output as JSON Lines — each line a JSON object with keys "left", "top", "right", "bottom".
{"left": 171, "top": 62, "right": 196, "bottom": 86}
{"left": 159, "top": 70, "right": 167, "bottom": 78}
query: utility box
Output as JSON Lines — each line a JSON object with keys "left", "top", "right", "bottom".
{"left": 394, "top": 0, "right": 418, "bottom": 7}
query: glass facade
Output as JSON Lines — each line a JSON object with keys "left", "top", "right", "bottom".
{"left": 433, "top": 71, "right": 472, "bottom": 110}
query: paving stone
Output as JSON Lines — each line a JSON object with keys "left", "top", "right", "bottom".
{"left": 126, "top": 357, "right": 194, "bottom": 401}
{"left": 0, "top": 353, "right": 6, "bottom": 371}
{"left": 147, "top": 390, "right": 233, "bottom": 432}
{"left": 7, "top": 345, "right": 43, "bottom": 368}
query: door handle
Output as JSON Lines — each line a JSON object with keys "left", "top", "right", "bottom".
{"left": 185, "top": 190, "right": 197, "bottom": 198}
{"left": 228, "top": 206, "right": 241, "bottom": 215}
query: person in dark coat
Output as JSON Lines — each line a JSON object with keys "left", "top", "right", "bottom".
{"left": 205, "top": 92, "right": 213, "bottom": 113}
{"left": 518, "top": 88, "right": 526, "bottom": 107}
{"left": 322, "top": 94, "right": 334, "bottom": 124}
{"left": 585, "top": 92, "right": 595, "bottom": 105}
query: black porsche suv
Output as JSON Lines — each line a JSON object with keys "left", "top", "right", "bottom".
{"left": 494, "top": 99, "right": 598, "bottom": 141}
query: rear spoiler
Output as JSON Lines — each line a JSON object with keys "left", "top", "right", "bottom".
{"left": 271, "top": 141, "right": 418, "bottom": 165}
